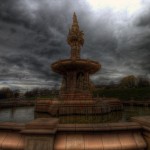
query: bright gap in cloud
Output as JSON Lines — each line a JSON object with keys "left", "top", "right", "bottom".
{"left": 87, "top": 0, "right": 141, "bottom": 14}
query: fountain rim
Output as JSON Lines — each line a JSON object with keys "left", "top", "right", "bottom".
{"left": 51, "top": 58, "right": 101, "bottom": 74}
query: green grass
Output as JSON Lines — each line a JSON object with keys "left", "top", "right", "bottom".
{"left": 25, "top": 87, "right": 150, "bottom": 101}
{"left": 93, "top": 87, "right": 150, "bottom": 100}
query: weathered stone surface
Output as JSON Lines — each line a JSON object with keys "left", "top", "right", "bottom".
{"left": 54, "top": 133, "right": 67, "bottom": 150}
{"left": 0, "top": 120, "right": 148, "bottom": 150}
{"left": 25, "top": 118, "right": 59, "bottom": 130}
{"left": 102, "top": 133, "right": 121, "bottom": 149}
{"left": 0, "top": 131, "right": 24, "bottom": 150}
{"left": 25, "top": 136, "right": 53, "bottom": 150}
{"left": 84, "top": 133, "right": 103, "bottom": 150}
{"left": 0, "top": 122, "right": 25, "bottom": 130}
{"left": 23, "top": 118, "right": 58, "bottom": 150}
{"left": 131, "top": 116, "right": 150, "bottom": 150}
{"left": 66, "top": 133, "right": 84, "bottom": 150}
{"left": 58, "top": 122, "right": 141, "bottom": 132}
{"left": 131, "top": 116, "right": 150, "bottom": 126}
{"left": 54, "top": 131, "right": 147, "bottom": 150}
{"left": 25, "top": 135, "right": 53, "bottom": 150}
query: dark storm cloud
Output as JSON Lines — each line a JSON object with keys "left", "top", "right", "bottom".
{"left": 0, "top": 0, "right": 150, "bottom": 90}
{"left": 137, "top": 13, "right": 150, "bottom": 27}
{"left": 0, "top": 0, "right": 84, "bottom": 90}
{"left": 135, "top": 0, "right": 150, "bottom": 27}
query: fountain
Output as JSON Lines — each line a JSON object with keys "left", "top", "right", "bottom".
{"left": 35, "top": 12, "right": 122, "bottom": 116}
{"left": 0, "top": 13, "right": 148, "bottom": 150}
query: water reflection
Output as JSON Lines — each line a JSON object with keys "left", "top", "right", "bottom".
{"left": 35, "top": 106, "right": 150, "bottom": 124}
{"left": 0, "top": 106, "right": 149, "bottom": 123}
{"left": 0, "top": 107, "right": 34, "bottom": 123}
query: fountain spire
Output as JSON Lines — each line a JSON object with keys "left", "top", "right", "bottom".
{"left": 67, "top": 12, "right": 84, "bottom": 59}
{"left": 71, "top": 12, "right": 79, "bottom": 32}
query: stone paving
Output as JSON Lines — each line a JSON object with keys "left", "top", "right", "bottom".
{"left": 0, "top": 117, "right": 149, "bottom": 150}
{"left": 54, "top": 131, "right": 146, "bottom": 150}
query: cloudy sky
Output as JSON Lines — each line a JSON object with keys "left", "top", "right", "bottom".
{"left": 0, "top": 0, "right": 150, "bottom": 91}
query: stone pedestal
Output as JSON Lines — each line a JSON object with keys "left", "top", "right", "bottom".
{"left": 54, "top": 122, "right": 147, "bottom": 150}
{"left": 21, "top": 118, "right": 59, "bottom": 150}
{"left": 131, "top": 116, "right": 150, "bottom": 150}
{"left": 35, "top": 99, "right": 123, "bottom": 116}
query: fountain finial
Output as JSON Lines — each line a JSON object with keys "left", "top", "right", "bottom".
{"left": 67, "top": 12, "right": 84, "bottom": 59}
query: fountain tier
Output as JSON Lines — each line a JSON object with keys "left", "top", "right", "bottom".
{"left": 35, "top": 13, "right": 122, "bottom": 116}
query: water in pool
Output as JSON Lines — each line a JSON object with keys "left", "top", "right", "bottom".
{"left": 0, "top": 106, "right": 149, "bottom": 123}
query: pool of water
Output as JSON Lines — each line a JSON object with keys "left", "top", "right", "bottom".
{"left": 0, "top": 106, "right": 34, "bottom": 123}
{"left": 0, "top": 106, "right": 149, "bottom": 123}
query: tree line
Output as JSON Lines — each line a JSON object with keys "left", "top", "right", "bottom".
{"left": 0, "top": 75, "right": 149, "bottom": 100}
{"left": 0, "top": 87, "right": 59, "bottom": 100}
{"left": 96, "top": 75, "right": 150, "bottom": 89}
{"left": 24, "top": 88, "right": 59, "bottom": 98}
{"left": 94, "top": 75, "right": 150, "bottom": 100}
{"left": 0, "top": 88, "right": 20, "bottom": 100}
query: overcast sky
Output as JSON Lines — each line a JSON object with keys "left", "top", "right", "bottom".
{"left": 0, "top": 0, "right": 150, "bottom": 91}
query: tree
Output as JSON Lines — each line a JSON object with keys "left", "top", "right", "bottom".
{"left": 13, "top": 90, "right": 20, "bottom": 98}
{"left": 137, "top": 76, "right": 150, "bottom": 87}
{"left": 120, "top": 75, "right": 138, "bottom": 88}
{"left": 0, "top": 88, "right": 14, "bottom": 99}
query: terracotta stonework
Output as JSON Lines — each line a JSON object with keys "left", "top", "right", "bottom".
{"left": 0, "top": 120, "right": 148, "bottom": 150}
{"left": 35, "top": 13, "right": 122, "bottom": 115}
{"left": 51, "top": 12, "right": 100, "bottom": 102}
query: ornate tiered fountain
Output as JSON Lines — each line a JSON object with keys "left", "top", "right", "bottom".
{"left": 0, "top": 12, "right": 149, "bottom": 150}
{"left": 35, "top": 13, "right": 122, "bottom": 116}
